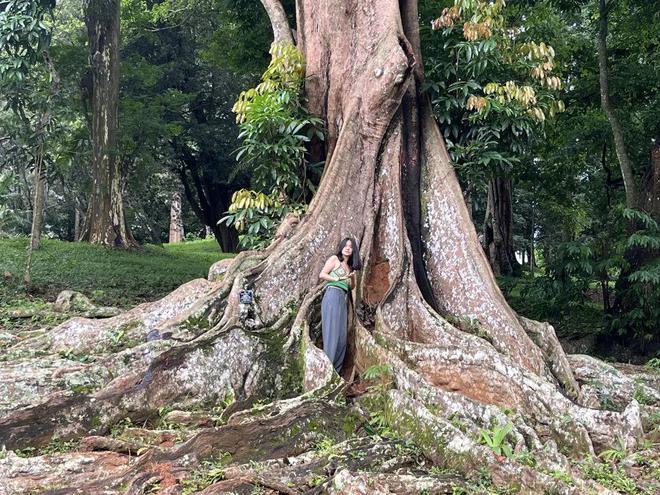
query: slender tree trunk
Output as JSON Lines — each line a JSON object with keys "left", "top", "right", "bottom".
{"left": 463, "top": 184, "right": 473, "bottom": 221}
{"left": 529, "top": 203, "right": 535, "bottom": 274}
{"left": 23, "top": 146, "right": 46, "bottom": 286}
{"left": 601, "top": 276, "right": 611, "bottom": 313}
{"left": 74, "top": 206, "right": 82, "bottom": 241}
{"left": 168, "top": 191, "right": 184, "bottom": 243}
{"left": 24, "top": 50, "right": 60, "bottom": 285}
{"left": 80, "top": 0, "right": 136, "bottom": 247}
{"left": 483, "top": 175, "right": 517, "bottom": 276}
{"left": 597, "top": 0, "right": 637, "bottom": 210}
{"left": 642, "top": 142, "right": 660, "bottom": 221}
{"left": 28, "top": 147, "right": 46, "bottom": 251}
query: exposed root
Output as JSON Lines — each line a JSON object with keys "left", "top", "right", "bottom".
{"left": 0, "top": 252, "right": 290, "bottom": 450}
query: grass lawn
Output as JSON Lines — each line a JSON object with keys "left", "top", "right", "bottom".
{"left": 0, "top": 237, "right": 233, "bottom": 332}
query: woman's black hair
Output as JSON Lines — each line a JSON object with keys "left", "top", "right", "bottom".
{"left": 336, "top": 237, "right": 362, "bottom": 271}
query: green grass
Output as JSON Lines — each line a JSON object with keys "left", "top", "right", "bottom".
{"left": 0, "top": 237, "right": 233, "bottom": 327}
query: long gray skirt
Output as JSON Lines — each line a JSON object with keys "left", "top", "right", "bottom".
{"left": 321, "top": 286, "right": 348, "bottom": 373}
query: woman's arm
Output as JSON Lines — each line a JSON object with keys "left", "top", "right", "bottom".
{"left": 319, "top": 256, "right": 341, "bottom": 282}
{"left": 347, "top": 270, "right": 356, "bottom": 289}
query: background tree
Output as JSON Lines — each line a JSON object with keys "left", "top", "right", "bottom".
{"left": 79, "top": 0, "right": 136, "bottom": 246}
{"left": 421, "top": 0, "right": 565, "bottom": 276}
{"left": 0, "top": 0, "right": 58, "bottom": 283}
{"left": 597, "top": 0, "right": 637, "bottom": 210}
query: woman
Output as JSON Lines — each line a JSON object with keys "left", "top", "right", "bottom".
{"left": 318, "top": 237, "right": 361, "bottom": 373}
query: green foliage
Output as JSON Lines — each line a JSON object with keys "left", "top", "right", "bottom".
{"left": 632, "top": 385, "right": 654, "bottom": 407}
{"left": 109, "top": 417, "right": 133, "bottom": 438}
{"left": 645, "top": 358, "right": 660, "bottom": 371}
{"left": 307, "top": 474, "right": 328, "bottom": 487}
{"left": 545, "top": 469, "right": 574, "bottom": 485}
{"left": 0, "top": 237, "right": 231, "bottom": 307}
{"left": 581, "top": 459, "right": 641, "bottom": 494}
{"left": 607, "top": 209, "right": 660, "bottom": 345}
{"left": 58, "top": 349, "right": 94, "bottom": 363}
{"left": 181, "top": 452, "right": 232, "bottom": 495}
{"left": 361, "top": 364, "right": 395, "bottom": 437}
{"left": 423, "top": 0, "right": 565, "bottom": 193}
{"left": 14, "top": 436, "right": 78, "bottom": 457}
{"left": 0, "top": 0, "right": 54, "bottom": 90}
{"left": 514, "top": 449, "right": 536, "bottom": 468}
{"left": 225, "top": 42, "right": 323, "bottom": 249}
{"left": 418, "top": 0, "right": 659, "bottom": 358}
{"left": 313, "top": 435, "right": 341, "bottom": 459}
{"left": 0, "top": 0, "right": 86, "bottom": 243}
{"left": 479, "top": 422, "right": 513, "bottom": 459}
{"left": 363, "top": 363, "right": 393, "bottom": 381}
{"left": 221, "top": 189, "right": 304, "bottom": 250}
{"left": 199, "top": 0, "right": 271, "bottom": 74}
{"left": 0, "top": 170, "right": 15, "bottom": 229}
{"left": 501, "top": 207, "right": 660, "bottom": 351}
{"left": 598, "top": 434, "right": 628, "bottom": 464}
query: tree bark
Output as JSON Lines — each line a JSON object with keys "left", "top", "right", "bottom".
{"left": 168, "top": 190, "right": 184, "bottom": 243}
{"left": 28, "top": 147, "right": 46, "bottom": 252}
{"left": 74, "top": 205, "right": 82, "bottom": 241}
{"left": 642, "top": 142, "right": 660, "bottom": 221}
{"left": 529, "top": 202, "right": 535, "bottom": 274}
{"left": 483, "top": 175, "right": 518, "bottom": 276}
{"left": 259, "top": 0, "right": 293, "bottom": 44}
{"left": 80, "top": 0, "right": 137, "bottom": 248}
{"left": 597, "top": 0, "right": 638, "bottom": 210}
{"left": 23, "top": 146, "right": 46, "bottom": 286}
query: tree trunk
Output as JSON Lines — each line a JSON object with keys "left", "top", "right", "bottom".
{"left": 74, "top": 205, "right": 82, "bottom": 241}
{"left": 529, "top": 203, "right": 535, "bottom": 274}
{"left": 178, "top": 162, "right": 239, "bottom": 252}
{"left": 23, "top": 49, "right": 60, "bottom": 284}
{"left": 463, "top": 183, "right": 473, "bottom": 221}
{"left": 79, "top": 0, "right": 136, "bottom": 248}
{"left": 597, "top": 0, "right": 637, "bottom": 210}
{"left": 0, "top": 1, "right": 646, "bottom": 492}
{"left": 23, "top": 146, "right": 46, "bottom": 286}
{"left": 28, "top": 147, "right": 46, "bottom": 252}
{"left": 642, "top": 142, "right": 660, "bottom": 221}
{"left": 168, "top": 191, "right": 184, "bottom": 243}
{"left": 483, "top": 175, "right": 517, "bottom": 276}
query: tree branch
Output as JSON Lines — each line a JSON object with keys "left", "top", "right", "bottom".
{"left": 259, "top": 0, "right": 293, "bottom": 45}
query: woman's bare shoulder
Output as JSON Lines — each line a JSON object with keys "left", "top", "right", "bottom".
{"left": 325, "top": 254, "right": 340, "bottom": 267}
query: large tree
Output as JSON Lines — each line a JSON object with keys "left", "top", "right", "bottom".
{"left": 0, "top": 1, "right": 649, "bottom": 492}
{"left": 79, "top": 0, "right": 136, "bottom": 247}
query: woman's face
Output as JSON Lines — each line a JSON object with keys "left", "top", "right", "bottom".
{"left": 341, "top": 240, "right": 353, "bottom": 259}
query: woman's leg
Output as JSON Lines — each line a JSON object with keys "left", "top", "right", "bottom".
{"left": 334, "top": 293, "right": 347, "bottom": 372}
{"left": 321, "top": 288, "right": 347, "bottom": 373}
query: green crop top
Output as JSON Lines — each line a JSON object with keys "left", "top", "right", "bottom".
{"left": 326, "top": 264, "right": 350, "bottom": 292}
